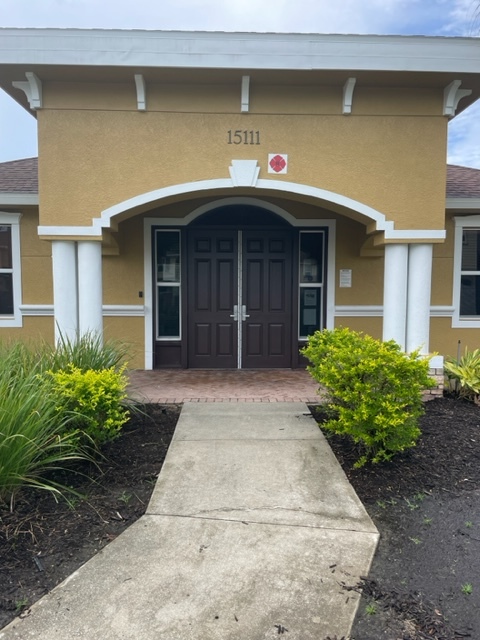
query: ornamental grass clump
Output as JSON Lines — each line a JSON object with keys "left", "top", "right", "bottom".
{"left": 302, "top": 328, "right": 433, "bottom": 467}
{"left": 48, "top": 331, "right": 129, "bottom": 373}
{"left": 0, "top": 336, "right": 132, "bottom": 508}
{"left": 0, "top": 346, "right": 87, "bottom": 510}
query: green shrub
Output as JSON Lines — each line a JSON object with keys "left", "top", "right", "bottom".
{"left": 48, "top": 365, "right": 130, "bottom": 446}
{"left": 0, "top": 349, "right": 87, "bottom": 509}
{"left": 302, "top": 328, "right": 433, "bottom": 467}
{"left": 444, "top": 348, "right": 480, "bottom": 402}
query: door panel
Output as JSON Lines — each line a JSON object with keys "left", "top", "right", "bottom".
{"left": 187, "top": 227, "right": 292, "bottom": 368}
{"left": 187, "top": 230, "right": 238, "bottom": 368}
{"left": 242, "top": 230, "right": 292, "bottom": 368}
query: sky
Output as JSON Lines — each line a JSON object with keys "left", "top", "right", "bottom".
{"left": 1, "top": 0, "right": 480, "bottom": 167}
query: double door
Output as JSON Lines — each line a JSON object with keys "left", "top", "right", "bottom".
{"left": 187, "top": 228, "right": 292, "bottom": 368}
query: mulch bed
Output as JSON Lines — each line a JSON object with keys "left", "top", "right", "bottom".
{"left": 0, "top": 404, "right": 180, "bottom": 630}
{"left": 1, "top": 397, "right": 479, "bottom": 639}
{"left": 311, "top": 396, "right": 480, "bottom": 640}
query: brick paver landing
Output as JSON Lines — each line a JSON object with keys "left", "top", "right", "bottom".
{"left": 128, "top": 369, "right": 321, "bottom": 403}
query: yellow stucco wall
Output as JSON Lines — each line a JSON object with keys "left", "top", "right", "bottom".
{"left": 37, "top": 80, "right": 447, "bottom": 232}
{"left": 430, "top": 318, "right": 480, "bottom": 360}
{"left": 103, "top": 317, "right": 144, "bottom": 368}
{"left": 334, "top": 317, "right": 383, "bottom": 340}
{"left": 20, "top": 210, "right": 53, "bottom": 304}
{"left": 0, "top": 317, "right": 54, "bottom": 345}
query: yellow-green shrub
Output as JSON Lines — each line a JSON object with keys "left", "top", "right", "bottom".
{"left": 302, "top": 328, "right": 433, "bottom": 467}
{"left": 48, "top": 365, "right": 130, "bottom": 446}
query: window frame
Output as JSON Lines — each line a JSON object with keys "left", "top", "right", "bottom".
{"left": 452, "top": 215, "right": 480, "bottom": 328}
{"left": 0, "top": 212, "right": 22, "bottom": 328}
{"left": 298, "top": 229, "right": 326, "bottom": 340}
{"left": 154, "top": 228, "right": 181, "bottom": 340}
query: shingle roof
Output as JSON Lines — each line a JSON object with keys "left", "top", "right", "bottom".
{"left": 446, "top": 164, "right": 480, "bottom": 198}
{"left": 0, "top": 157, "right": 38, "bottom": 193}
{"left": 0, "top": 157, "right": 479, "bottom": 199}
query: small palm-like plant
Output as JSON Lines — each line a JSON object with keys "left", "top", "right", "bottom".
{"left": 444, "top": 348, "right": 480, "bottom": 402}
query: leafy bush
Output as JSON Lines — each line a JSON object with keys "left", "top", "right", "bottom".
{"left": 444, "top": 348, "right": 480, "bottom": 403}
{"left": 48, "top": 365, "right": 130, "bottom": 446}
{"left": 0, "top": 348, "right": 87, "bottom": 509}
{"left": 302, "top": 328, "right": 433, "bottom": 467}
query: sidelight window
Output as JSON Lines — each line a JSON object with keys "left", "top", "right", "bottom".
{"left": 0, "top": 214, "right": 22, "bottom": 327}
{"left": 460, "top": 229, "right": 480, "bottom": 316}
{"left": 299, "top": 231, "right": 325, "bottom": 339}
{"left": 155, "top": 229, "right": 181, "bottom": 339}
{"left": 453, "top": 218, "right": 480, "bottom": 328}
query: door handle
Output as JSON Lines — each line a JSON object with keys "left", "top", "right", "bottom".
{"left": 230, "top": 305, "right": 239, "bottom": 321}
{"left": 241, "top": 305, "right": 250, "bottom": 321}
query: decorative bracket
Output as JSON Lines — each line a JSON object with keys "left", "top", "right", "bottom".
{"left": 229, "top": 159, "right": 260, "bottom": 187}
{"left": 342, "top": 77, "right": 356, "bottom": 115}
{"left": 443, "top": 79, "right": 471, "bottom": 117}
{"left": 134, "top": 74, "right": 146, "bottom": 111}
{"left": 12, "top": 71, "right": 43, "bottom": 110}
{"left": 241, "top": 75, "right": 250, "bottom": 113}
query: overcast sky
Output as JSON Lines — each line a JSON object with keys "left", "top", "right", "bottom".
{"left": 1, "top": 0, "right": 480, "bottom": 167}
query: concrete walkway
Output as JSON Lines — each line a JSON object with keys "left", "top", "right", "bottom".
{"left": 0, "top": 403, "right": 378, "bottom": 640}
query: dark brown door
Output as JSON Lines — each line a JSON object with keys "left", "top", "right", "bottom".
{"left": 187, "top": 228, "right": 292, "bottom": 368}
{"left": 242, "top": 229, "right": 292, "bottom": 368}
{"left": 187, "top": 229, "right": 238, "bottom": 368}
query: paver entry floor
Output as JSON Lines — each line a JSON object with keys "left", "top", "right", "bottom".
{"left": 128, "top": 368, "right": 320, "bottom": 403}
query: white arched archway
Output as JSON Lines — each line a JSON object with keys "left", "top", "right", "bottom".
{"left": 39, "top": 171, "right": 444, "bottom": 369}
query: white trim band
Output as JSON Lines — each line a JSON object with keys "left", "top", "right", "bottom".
{"left": 19, "top": 304, "right": 145, "bottom": 317}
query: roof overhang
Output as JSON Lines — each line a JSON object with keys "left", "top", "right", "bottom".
{"left": 446, "top": 197, "right": 480, "bottom": 211}
{"left": 0, "top": 193, "right": 39, "bottom": 206}
{"left": 1, "top": 29, "right": 480, "bottom": 115}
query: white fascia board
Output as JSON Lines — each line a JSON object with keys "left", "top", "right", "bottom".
{"left": 0, "top": 193, "right": 38, "bottom": 206}
{"left": 1, "top": 29, "right": 480, "bottom": 74}
{"left": 446, "top": 197, "right": 480, "bottom": 211}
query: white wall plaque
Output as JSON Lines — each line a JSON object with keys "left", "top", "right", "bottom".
{"left": 339, "top": 269, "right": 352, "bottom": 288}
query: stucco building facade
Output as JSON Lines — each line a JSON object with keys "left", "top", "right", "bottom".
{"left": 1, "top": 29, "right": 480, "bottom": 369}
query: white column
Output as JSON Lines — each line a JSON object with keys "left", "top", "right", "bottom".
{"left": 52, "top": 240, "right": 78, "bottom": 343}
{"left": 383, "top": 243, "right": 408, "bottom": 349}
{"left": 406, "top": 243, "right": 433, "bottom": 355}
{"left": 77, "top": 240, "right": 103, "bottom": 339}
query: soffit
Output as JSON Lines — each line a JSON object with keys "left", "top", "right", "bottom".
{"left": 1, "top": 29, "right": 480, "bottom": 114}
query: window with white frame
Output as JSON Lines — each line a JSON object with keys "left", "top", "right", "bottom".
{"left": 298, "top": 230, "right": 326, "bottom": 339}
{"left": 453, "top": 216, "right": 480, "bottom": 327}
{"left": 0, "top": 213, "right": 22, "bottom": 327}
{"left": 155, "top": 229, "right": 181, "bottom": 339}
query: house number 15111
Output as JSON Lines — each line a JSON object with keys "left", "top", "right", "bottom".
{"left": 227, "top": 130, "right": 260, "bottom": 145}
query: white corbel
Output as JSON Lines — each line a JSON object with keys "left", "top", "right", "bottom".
{"left": 241, "top": 75, "right": 250, "bottom": 113}
{"left": 342, "top": 77, "right": 356, "bottom": 115}
{"left": 134, "top": 73, "right": 147, "bottom": 111}
{"left": 12, "top": 71, "right": 43, "bottom": 110}
{"left": 443, "top": 79, "right": 472, "bottom": 117}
